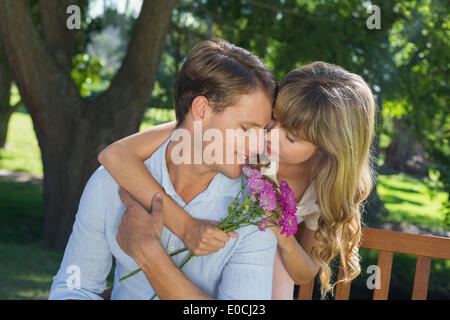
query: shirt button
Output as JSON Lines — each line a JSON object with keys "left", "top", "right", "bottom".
{"left": 169, "top": 246, "right": 175, "bottom": 252}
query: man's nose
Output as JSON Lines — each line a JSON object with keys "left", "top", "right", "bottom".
{"left": 265, "top": 129, "right": 271, "bottom": 146}
{"left": 248, "top": 129, "right": 266, "bottom": 155}
{"left": 265, "top": 123, "right": 276, "bottom": 145}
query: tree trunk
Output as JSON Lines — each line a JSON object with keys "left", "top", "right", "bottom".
{"left": 0, "top": 47, "right": 22, "bottom": 149}
{"left": 40, "top": 111, "right": 126, "bottom": 248}
{"left": 383, "top": 116, "right": 427, "bottom": 176}
{"left": 0, "top": 41, "right": 12, "bottom": 148}
{"left": 0, "top": 111, "right": 10, "bottom": 149}
{"left": 0, "top": 0, "right": 178, "bottom": 249}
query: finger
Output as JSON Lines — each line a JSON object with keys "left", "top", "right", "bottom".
{"left": 150, "top": 192, "right": 163, "bottom": 214}
{"left": 228, "top": 231, "right": 239, "bottom": 238}
{"left": 207, "top": 227, "right": 229, "bottom": 243}
{"left": 202, "top": 237, "right": 226, "bottom": 250}
{"left": 120, "top": 213, "right": 127, "bottom": 226}
{"left": 118, "top": 187, "right": 136, "bottom": 208}
{"left": 195, "top": 243, "right": 223, "bottom": 256}
{"left": 206, "top": 222, "right": 231, "bottom": 242}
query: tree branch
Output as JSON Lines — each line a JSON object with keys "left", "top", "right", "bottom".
{"left": 39, "top": 0, "right": 80, "bottom": 75}
{"left": 0, "top": 0, "right": 82, "bottom": 126}
{"left": 99, "top": 0, "right": 178, "bottom": 113}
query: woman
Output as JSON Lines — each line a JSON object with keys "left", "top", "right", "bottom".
{"left": 99, "top": 61, "right": 376, "bottom": 299}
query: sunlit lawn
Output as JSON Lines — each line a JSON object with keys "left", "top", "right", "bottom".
{"left": 0, "top": 242, "right": 63, "bottom": 300}
{"left": 0, "top": 109, "right": 448, "bottom": 299}
{"left": 377, "top": 173, "right": 448, "bottom": 231}
{"left": 0, "top": 108, "right": 43, "bottom": 176}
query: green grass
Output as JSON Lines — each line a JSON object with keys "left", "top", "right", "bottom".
{"left": 377, "top": 173, "right": 448, "bottom": 231}
{"left": 0, "top": 178, "right": 61, "bottom": 299}
{"left": 0, "top": 178, "right": 115, "bottom": 300}
{"left": 0, "top": 242, "right": 63, "bottom": 300}
{"left": 0, "top": 109, "right": 448, "bottom": 299}
{"left": 0, "top": 180, "right": 44, "bottom": 244}
{"left": 0, "top": 109, "right": 43, "bottom": 176}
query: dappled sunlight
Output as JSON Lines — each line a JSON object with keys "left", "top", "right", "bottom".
{"left": 377, "top": 174, "right": 448, "bottom": 231}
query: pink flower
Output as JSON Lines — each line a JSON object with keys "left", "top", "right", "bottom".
{"left": 279, "top": 214, "right": 298, "bottom": 237}
{"left": 242, "top": 166, "right": 262, "bottom": 179}
{"left": 279, "top": 180, "right": 297, "bottom": 216}
{"left": 258, "top": 219, "right": 270, "bottom": 232}
{"left": 259, "top": 189, "right": 278, "bottom": 212}
{"left": 247, "top": 176, "right": 266, "bottom": 194}
{"left": 249, "top": 177, "right": 278, "bottom": 213}
{"left": 277, "top": 180, "right": 298, "bottom": 237}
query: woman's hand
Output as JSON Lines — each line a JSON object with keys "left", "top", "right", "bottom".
{"left": 182, "top": 218, "right": 238, "bottom": 256}
{"left": 264, "top": 211, "right": 295, "bottom": 249}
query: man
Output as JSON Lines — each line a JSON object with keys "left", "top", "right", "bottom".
{"left": 49, "top": 38, "right": 278, "bottom": 300}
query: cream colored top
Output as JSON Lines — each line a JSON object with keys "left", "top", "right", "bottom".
{"left": 261, "top": 166, "right": 321, "bottom": 231}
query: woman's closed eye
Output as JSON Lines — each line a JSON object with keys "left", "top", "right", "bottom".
{"left": 286, "top": 133, "right": 295, "bottom": 143}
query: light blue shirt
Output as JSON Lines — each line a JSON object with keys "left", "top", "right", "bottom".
{"left": 49, "top": 137, "right": 277, "bottom": 300}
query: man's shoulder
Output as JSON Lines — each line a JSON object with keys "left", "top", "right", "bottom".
{"left": 87, "top": 165, "right": 119, "bottom": 190}
{"left": 78, "top": 165, "right": 122, "bottom": 210}
{"left": 234, "top": 223, "right": 277, "bottom": 248}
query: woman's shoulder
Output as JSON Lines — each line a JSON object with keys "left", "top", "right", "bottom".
{"left": 295, "top": 181, "right": 321, "bottom": 230}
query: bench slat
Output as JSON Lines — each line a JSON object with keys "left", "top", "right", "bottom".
{"left": 334, "top": 262, "right": 351, "bottom": 300}
{"left": 373, "top": 250, "right": 393, "bottom": 300}
{"left": 360, "top": 228, "right": 450, "bottom": 260}
{"left": 297, "top": 279, "right": 314, "bottom": 300}
{"left": 293, "top": 227, "right": 449, "bottom": 300}
{"left": 411, "top": 256, "right": 431, "bottom": 300}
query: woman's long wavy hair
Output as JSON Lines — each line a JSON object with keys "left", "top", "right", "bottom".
{"left": 275, "top": 61, "right": 377, "bottom": 299}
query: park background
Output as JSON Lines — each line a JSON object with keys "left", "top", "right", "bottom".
{"left": 0, "top": 0, "right": 448, "bottom": 299}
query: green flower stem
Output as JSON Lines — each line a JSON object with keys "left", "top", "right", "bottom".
{"left": 179, "top": 253, "right": 195, "bottom": 268}
{"left": 118, "top": 268, "right": 141, "bottom": 281}
{"left": 170, "top": 248, "right": 189, "bottom": 256}
{"left": 119, "top": 248, "right": 189, "bottom": 281}
{"left": 218, "top": 186, "right": 246, "bottom": 228}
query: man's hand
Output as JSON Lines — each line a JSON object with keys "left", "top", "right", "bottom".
{"left": 116, "top": 187, "right": 164, "bottom": 264}
{"left": 183, "top": 219, "right": 238, "bottom": 256}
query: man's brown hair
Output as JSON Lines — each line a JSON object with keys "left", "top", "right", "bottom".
{"left": 174, "top": 38, "right": 277, "bottom": 125}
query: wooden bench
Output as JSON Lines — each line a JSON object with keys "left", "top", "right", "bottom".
{"left": 100, "top": 225, "right": 449, "bottom": 300}
{"left": 296, "top": 226, "right": 450, "bottom": 300}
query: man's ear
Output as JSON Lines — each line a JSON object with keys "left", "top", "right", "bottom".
{"left": 190, "top": 96, "right": 210, "bottom": 121}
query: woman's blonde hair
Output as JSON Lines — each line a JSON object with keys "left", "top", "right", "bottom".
{"left": 275, "top": 61, "right": 377, "bottom": 299}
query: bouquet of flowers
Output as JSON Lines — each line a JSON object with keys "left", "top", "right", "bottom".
{"left": 119, "top": 165, "right": 298, "bottom": 299}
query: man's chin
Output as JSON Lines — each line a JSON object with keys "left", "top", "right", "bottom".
{"left": 218, "top": 164, "right": 244, "bottom": 179}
